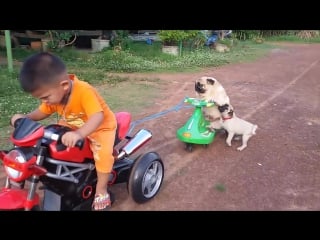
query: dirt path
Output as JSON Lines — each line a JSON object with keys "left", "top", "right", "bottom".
{"left": 109, "top": 43, "right": 320, "bottom": 210}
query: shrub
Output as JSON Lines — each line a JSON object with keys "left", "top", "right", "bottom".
{"left": 158, "top": 30, "right": 199, "bottom": 45}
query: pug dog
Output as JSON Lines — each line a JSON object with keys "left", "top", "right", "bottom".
{"left": 195, "top": 76, "right": 231, "bottom": 131}
{"left": 218, "top": 104, "right": 258, "bottom": 151}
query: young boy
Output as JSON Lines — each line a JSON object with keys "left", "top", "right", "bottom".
{"left": 10, "top": 52, "right": 117, "bottom": 211}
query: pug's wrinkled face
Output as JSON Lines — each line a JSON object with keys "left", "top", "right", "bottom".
{"left": 195, "top": 77, "right": 216, "bottom": 94}
{"left": 218, "top": 104, "right": 234, "bottom": 118}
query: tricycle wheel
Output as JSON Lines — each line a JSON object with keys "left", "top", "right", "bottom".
{"left": 185, "top": 143, "right": 193, "bottom": 152}
{"left": 128, "top": 152, "right": 164, "bottom": 204}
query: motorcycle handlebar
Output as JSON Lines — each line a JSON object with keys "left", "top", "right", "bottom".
{"left": 13, "top": 118, "right": 23, "bottom": 128}
{"left": 75, "top": 139, "right": 84, "bottom": 149}
{"left": 12, "top": 118, "right": 84, "bottom": 150}
{"left": 44, "top": 131, "right": 84, "bottom": 150}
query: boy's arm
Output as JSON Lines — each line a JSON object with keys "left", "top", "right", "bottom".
{"left": 11, "top": 109, "right": 50, "bottom": 126}
{"left": 61, "top": 88, "right": 104, "bottom": 147}
{"left": 76, "top": 111, "right": 104, "bottom": 138}
{"left": 61, "top": 112, "right": 103, "bottom": 147}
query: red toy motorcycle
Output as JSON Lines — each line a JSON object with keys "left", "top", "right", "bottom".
{"left": 0, "top": 112, "right": 164, "bottom": 210}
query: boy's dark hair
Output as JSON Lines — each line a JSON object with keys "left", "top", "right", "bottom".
{"left": 19, "top": 52, "right": 67, "bottom": 92}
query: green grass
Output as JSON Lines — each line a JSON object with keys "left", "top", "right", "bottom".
{"left": 87, "top": 40, "right": 275, "bottom": 73}
{"left": 265, "top": 35, "right": 320, "bottom": 43}
{"left": 215, "top": 183, "right": 226, "bottom": 192}
{"left": 126, "top": 41, "right": 172, "bottom": 60}
{"left": 0, "top": 67, "right": 38, "bottom": 128}
{"left": 0, "top": 66, "right": 39, "bottom": 149}
{"left": 98, "top": 77, "right": 162, "bottom": 115}
{"left": 0, "top": 47, "right": 38, "bottom": 62}
{"left": 1, "top": 40, "right": 276, "bottom": 74}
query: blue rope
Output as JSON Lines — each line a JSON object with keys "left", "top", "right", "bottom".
{"left": 128, "top": 97, "right": 193, "bottom": 135}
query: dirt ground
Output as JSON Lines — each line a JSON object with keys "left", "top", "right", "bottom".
{"left": 109, "top": 43, "right": 320, "bottom": 210}
{"left": 1, "top": 43, "right": 320, "bottom": 210}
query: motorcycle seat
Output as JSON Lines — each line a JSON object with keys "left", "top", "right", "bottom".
{"left": 114, "top": 112, "right": 131, "bottom": 146}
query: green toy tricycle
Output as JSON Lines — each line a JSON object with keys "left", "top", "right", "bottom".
{"left": 176, "top": 97, "right": 216, "bottom": 152}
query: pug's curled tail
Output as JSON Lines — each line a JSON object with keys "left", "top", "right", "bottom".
{"left": 252, "top": 125, "right": 258, "bottom": 135}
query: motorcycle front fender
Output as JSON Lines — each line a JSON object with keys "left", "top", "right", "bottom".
{"left": 0, "top": 188, "right": 40, "bottom": 210}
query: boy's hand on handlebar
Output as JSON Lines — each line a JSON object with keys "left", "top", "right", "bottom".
{"left": 62, "top": 131, "right": 83, "bottom": 148}
{"left": 10, "top": 114, "right": 26, "bottom": 127}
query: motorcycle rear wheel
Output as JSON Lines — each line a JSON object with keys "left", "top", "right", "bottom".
{"left": 128, "top": 152, "right": 164, "bottom": 204}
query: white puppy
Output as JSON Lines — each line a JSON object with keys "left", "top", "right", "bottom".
{"left": 195, "top": 76, "right": 231, "bottom": 130}
{"left": 218, "top": 104, "right": 258, "bottom": 151}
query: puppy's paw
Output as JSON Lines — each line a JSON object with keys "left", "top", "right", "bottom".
{"left": 226, "top": 142, "right": 232, "bottom": 147}
{"left": 237, "top": 146, "right": 246, "bottom": 151}
{"left": 206, "top": 125, "right": 214, "bottom": 132}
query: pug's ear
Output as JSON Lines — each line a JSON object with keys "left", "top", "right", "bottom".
{"left": 206, "top": 78, "right": 215, "bottom": 85}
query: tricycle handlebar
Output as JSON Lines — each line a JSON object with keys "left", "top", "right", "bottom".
{"left": 184, "top": 97, "right": 215, "bottom": 107}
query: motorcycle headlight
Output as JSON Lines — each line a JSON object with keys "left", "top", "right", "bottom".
{"left": 4, "top": 149, "right": 27, "bottom": 180}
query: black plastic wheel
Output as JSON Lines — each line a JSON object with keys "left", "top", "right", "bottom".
{"left": 185, "top": 143, "right": 193, "bottom": 152}
{"left": 128, "top": 152, "right": 164, "bottom": 204}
